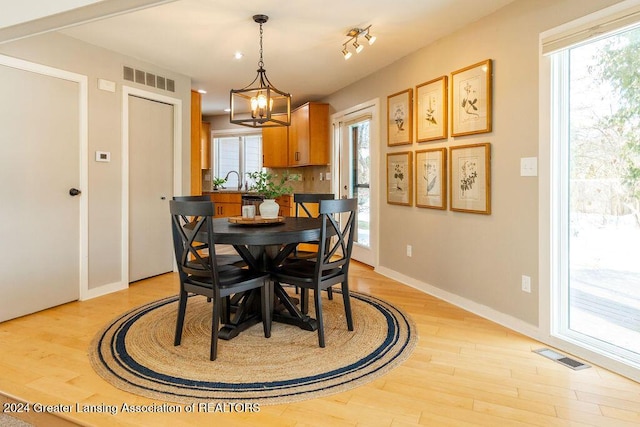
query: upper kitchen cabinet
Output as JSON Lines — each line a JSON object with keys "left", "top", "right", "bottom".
{"left": 262, "top": 114, "right": 289, "bottom": 167}
{"left": 289, "top": 102, "right": 329, "bottom": 166}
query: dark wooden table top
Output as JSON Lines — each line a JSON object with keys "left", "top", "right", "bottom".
{"left": 211, "top": 216, "right": 322, "bottom": 246}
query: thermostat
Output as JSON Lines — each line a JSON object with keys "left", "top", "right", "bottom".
{"left": 96, "top": 151, "right": 111, "bottom": 162}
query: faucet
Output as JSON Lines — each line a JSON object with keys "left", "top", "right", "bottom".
{"left": 224, "top": 170, "right": 242, "bottom": 190}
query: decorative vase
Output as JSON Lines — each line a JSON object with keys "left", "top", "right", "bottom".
{"left": 259, "top": 199, "right": 279, "bottom": 219}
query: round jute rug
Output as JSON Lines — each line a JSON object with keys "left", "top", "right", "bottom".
{"left": 89, "top": 290, "right": 417, "bottom": 405}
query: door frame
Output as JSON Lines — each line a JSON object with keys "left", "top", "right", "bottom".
{"left": 0, "top": 54, "right": 89, "bottom": 300}
{"left": 121, "top": 85, "right": 182, "bottom": 284}
{"left": 331, "top": 98, "right": 380, "bottom": 268}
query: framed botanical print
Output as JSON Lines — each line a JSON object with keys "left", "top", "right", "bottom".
{"left": 387, "top": 89, "right": 413, "bottom": 146}
{"left": 449, "top": 143, "right": 491, "bottom": 214}
{"left": 451, "top": 59, "right": 492, "bottom": 137}
{"left": 386, "top": 151, "right": 413, "bottom": 206}
{"left": 416, "top": 76, "right": 447, "bottom": 142}
{"left": 415, "top": 148, "right": 447, "bottom": 209}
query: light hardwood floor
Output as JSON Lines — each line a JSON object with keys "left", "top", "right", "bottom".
{"left": 1, "top": 262, "right": 639, "bottom": 426}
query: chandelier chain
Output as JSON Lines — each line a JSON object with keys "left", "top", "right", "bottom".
{"left": 258, "top": 23, "right": 264, "bottom": 68}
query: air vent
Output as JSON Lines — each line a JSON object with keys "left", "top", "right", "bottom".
{"left": 134, "top": 69, "right": 145, "bottom": 84}
{"left": 145, "top": 73, "right": 156, "bottom": 87}
{"left": 123, "top": 66, "right": 134, "bottom": 82}
{"left": 533, "top": 348, "right": 591, "bottom": 370}
{"left": 122, "top": 66, "right": 175, "bottom": 93}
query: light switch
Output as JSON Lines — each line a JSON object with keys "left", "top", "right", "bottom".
{"left": 520, "top": 157, "right": 537, "bottom": 177}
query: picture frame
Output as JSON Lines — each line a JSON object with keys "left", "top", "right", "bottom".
{"left": 416, "top": 76, "right": 447, "bottom": 142}
{"left": 451, "top": 59, "right": 492, "bottom": 137}
{"left": 387, "top": 89, "right": 413, "bottom": 146}
{"left": 449, "top": 143, "right": 491, "bottom": 214}
{"left": 387, "top": 151, "right": 413, "bottom": 206}
{"left": 415, "top": 148, "right": 447, "bottom": 209}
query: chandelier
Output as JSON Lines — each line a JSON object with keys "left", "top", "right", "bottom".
{"left": 229, "top": 14, "right": 291, "bottom": 128}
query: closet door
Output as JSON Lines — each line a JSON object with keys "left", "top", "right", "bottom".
{"left": 0, "top": 62, "right": 81, "bottom": 321}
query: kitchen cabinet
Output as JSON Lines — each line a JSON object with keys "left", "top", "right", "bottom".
{"left": 201, "top": 121, "right": 211, "bottom": 170}
{"left": 262, "top": 103, "right": 329, "bottom": 167}
{"left": 262, "top": 114, "right": 289, "bottom": 167}
{"left": 209, "top": 192, "right": 242, "bottom": 218}
{"left": 289, "top": 102, "right": 329, "bottom": 166}
{"left": 190, "top": 90, "right": 202, "bottom": 195}
{"left": 276, "top": 194, "right": 293, "bottom": 217}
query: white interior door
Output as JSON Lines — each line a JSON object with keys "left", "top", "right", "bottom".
{"left": 333, "top": 102, "right": 379, "bottom": 267}
{"left": 128, "top": 95, "right": 174, "bottom": 282}
{"left": 0, "top": 60, "right": 83, "bottom": 321}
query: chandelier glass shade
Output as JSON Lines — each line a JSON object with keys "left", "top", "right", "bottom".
{"left": 230, "top": 14, "right": 291, "bottom": 128}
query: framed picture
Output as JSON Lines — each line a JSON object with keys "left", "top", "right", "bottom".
{"left": 449, "top": 143, "right": 491, "bottom": 214}
{"left": 416, "top": 76, "right": 447, "bottom": 142}
{"left": 415, "top": 148, "right": 447, "bottom": 209}
{"left": 387, "top": 151, "right": 413, "bottom": 206}
{"left": 387, "top": 89, "right": 413, "bottom": 146}
{"left": 451, "top": 59, "right": 492, "bottom": 137}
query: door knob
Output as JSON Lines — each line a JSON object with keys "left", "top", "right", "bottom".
{"left": 161, "top": 196, "right": 167, "bottom": 200}
{"left": 69, "top": 188, "right": 81, "bottom": 196}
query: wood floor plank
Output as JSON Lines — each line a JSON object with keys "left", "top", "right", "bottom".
{"left": 0, "top": 262, "right": 638, "bottom": 426}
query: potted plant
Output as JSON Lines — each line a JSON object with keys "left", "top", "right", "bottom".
{"left": 247, "top": 171, "right": 294, "bottom": 218}
{"left": 212, "top": 177, "right": 227, "bottom": 191}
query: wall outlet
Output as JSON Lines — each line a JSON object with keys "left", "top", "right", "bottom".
{"left": 406, "top": 245, "right": 412, "bottom": 257}
{"left": 521, "top": 275, "right": 531, "bottom": 293}
{"left": 325, "top": 172, "right": 331, "bottom": 181}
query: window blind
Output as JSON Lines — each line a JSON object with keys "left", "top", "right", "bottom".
{"left": 541, "top": 1, "right": 640, "bottom": 55}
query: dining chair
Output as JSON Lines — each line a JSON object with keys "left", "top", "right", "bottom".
{"left": 172, "top": 195, "right": 245, "bottom": 268}
{"left": 285, "top": 193, "right": 335, "bottom": 308}
{"left": 272, "top": 198, "right": 357, "bottom": 347}
{"left": 170, "top": 200, "right": 271, "bottom": 360}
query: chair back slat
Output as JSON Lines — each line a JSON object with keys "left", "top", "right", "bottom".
{"left": 294, "top": 193, "right": 334, "bottom": 218}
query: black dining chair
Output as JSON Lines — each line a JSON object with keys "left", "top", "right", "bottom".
{"left": 284, "top": 193, "right": 335, "bottom": 307}
{"left": 172, "top": 195, "right": 245, "bottom": 268}
{"left": 170, "top": 200, "right": 271, "bottom": 360}
{"left": 272, "top": 198, "right": 357, "bottom": 348}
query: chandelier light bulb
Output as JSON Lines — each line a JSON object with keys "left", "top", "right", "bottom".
{"left": 353, "top": 40, "right": 363, "bottom": 53}
{"left": 342, "top": 46, "right": 352, "bottom": 60}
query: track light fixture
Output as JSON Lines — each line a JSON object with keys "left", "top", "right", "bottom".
{"left": 341, "top": 25, "right": 376, "bottom": 60}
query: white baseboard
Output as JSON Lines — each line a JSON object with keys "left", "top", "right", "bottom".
{"left": 373, "top": 265, "right": 640, "bottom": 383}
{"left": 80, "top": 281, "right": 128, "bottom": 301}
{"left": 374, "top": 266, "right": 543, "bottom": 340}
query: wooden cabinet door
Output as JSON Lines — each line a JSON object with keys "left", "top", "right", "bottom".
{"left": 262, "top": 114, "right": 289, "bottom": 167}
{"left": 201, "top": 122, "right": 211, "bottom": 169}
{"left": 289, "top": 104, "right": 309, "bottom": 166}
{"left": 289, "top": 102, "right": 329, "bottom": 166}
{"left": 210, "top": 193, "right": 242, "bottom": 217}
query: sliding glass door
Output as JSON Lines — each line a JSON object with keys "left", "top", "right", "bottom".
{"left": 551, "top": 23, "right": 640, "bottom": 367}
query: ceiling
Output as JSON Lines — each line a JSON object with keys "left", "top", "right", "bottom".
{"left": 58, "top": 0, "right": 515, "bottom": 116}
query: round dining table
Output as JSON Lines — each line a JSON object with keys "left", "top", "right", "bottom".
{"left": 208, "top": 216, "right": 323, "bottom": 340}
